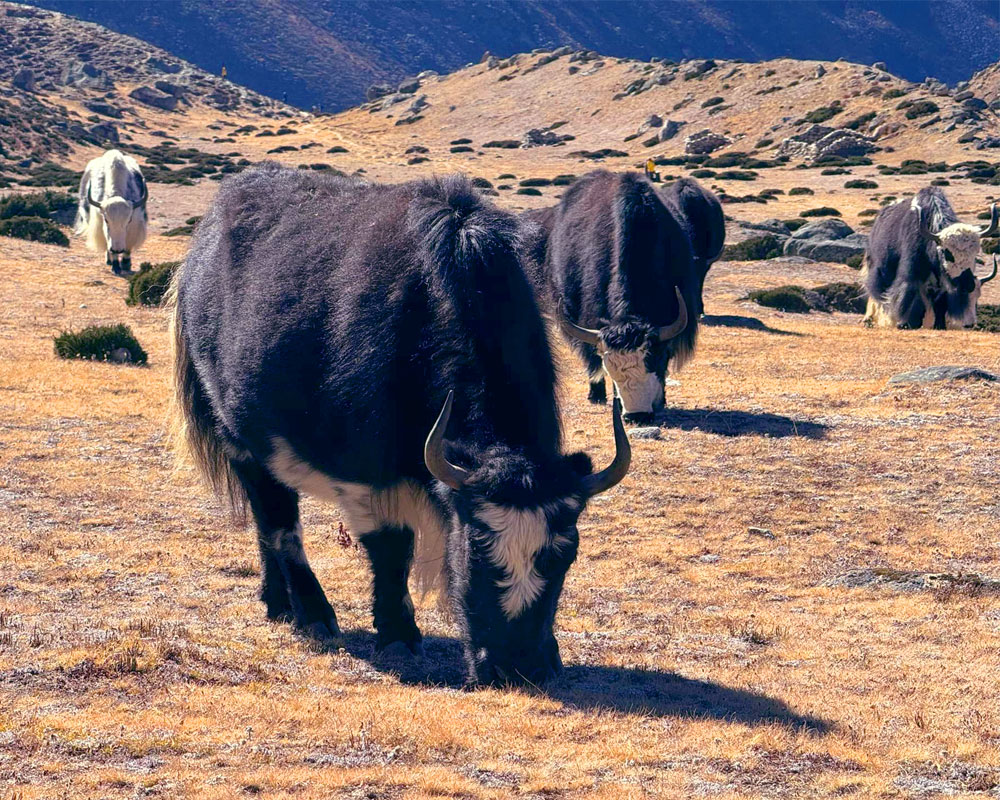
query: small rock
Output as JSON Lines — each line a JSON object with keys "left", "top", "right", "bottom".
{"left": 748, "top": 527, "right": 775, "bottom": 539}
{"left": 888, "top": 366, "right": 999, "bottom": 384}
{"left": 110, "top": 348, "right": 132, "bottom": 364}
{"left": 12, "top": 68, "right": 35, "bottom": 92}
{"left": 627, "top": 427, "right": 661, "bottom": 440}
{"left": 814, "top": 64, "right": 827, "bottom": 78}
{"left": 872, "top": 61, "right": 887, "bottom": 71}
{"left": 699, "top": 554, "right": 720, "bottom": 564}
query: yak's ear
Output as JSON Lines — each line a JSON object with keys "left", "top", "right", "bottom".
{"left": 566, "top": 451, "right": 594, "bottom": 478}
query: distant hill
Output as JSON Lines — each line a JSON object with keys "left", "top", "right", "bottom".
{"left": 23, "top": 0, "right": 1000, "bottom": 111}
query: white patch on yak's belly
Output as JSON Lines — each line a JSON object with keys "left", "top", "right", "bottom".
{"left": 268, "top": 438, "right": 447, "bottom": 592}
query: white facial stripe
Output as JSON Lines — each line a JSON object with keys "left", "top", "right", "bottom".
{"left": 937, "top": 225, "right": 982, "bottom": 276}
{"left": 268, "top": 438, "right": 448, "bottom": 594}
{"left": 475, "top": 503, "right": 549, "bottom": 619}
{"left": 602, "top": 346, "right": 662, "bottom": 414}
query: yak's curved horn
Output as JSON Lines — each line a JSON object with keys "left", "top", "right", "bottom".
{"left": 137, "top": 178, "right": 149, "bottom": 208}
{"left": 917, "top": 205, "right": 942, "bottom": 246}
{"left": 657, "top": 286, "right": 689, "bottom": 341}
{"left": 977, "top": 203, "right": 999, "bottom": 238}
{"left": 424, "top": 391, "right": 471, "bottom": 489}
{"left": 87, "top": 187, "right": 102, "bottom": 209}
{"left": 558, "top": 302, "right": 601, "bottom": 347}
{"left": 981, "top": 254, "right": 998, "bottom": 284}
{"left": 581, "top": 397, "right": 632, "bottom": 498}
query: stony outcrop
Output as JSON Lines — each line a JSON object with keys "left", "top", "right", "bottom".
{"left": 684, "top": 129, "right": 731, "bottom": 155}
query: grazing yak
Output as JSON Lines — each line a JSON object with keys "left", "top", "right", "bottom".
{"left": 75, "top": 149, "right": 148, "bottom": 273}
{"left": 863, "top": 188, "right": 998, "bottom": 329}
{"left": 171, "top": 164, "right": 631, "bottom": 686}
{"left": 528, "top": 170, "right": 700, "bottom": 424}
{"left": 658, "top": 177, "right": 725, "bottom": 317}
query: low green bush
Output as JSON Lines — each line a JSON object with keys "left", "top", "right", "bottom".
{"left": 54, "top": 324, "right": 148, "bottom": 364}
{"left": 721, "top": 234, "right": 783, "bottom": 261}
{"left": 126, "top": 261, "right": 179, "bottom": 307}
{"left": 519, "top": 178, "right": 552, "bottom": 187}
{"left": 516, "top": 187, "right": 543, "bottom": 196}
{"left": 746, "top": 285, "right": 812, "bottom": 313}
{"left": 781, "top": 219, "right": 808, "bottom": 231}
{"left": 975, "top": 305, "right": 1000, "bottom": 333}
{"left": 552, "top": 174, "right": 576, "bottom": 186}
{"left": 844, "top": 180, "right": 878, "bottom": 189}
{"left": 701, "top": 96, "right": 725, "bottom": 108}
{"left": 0, "top": 216, "right": 69, "bottom": 246}
{"left": 803, "top": 102, "right": 843, "bottom": 124}
{"left": 846, "top": 254, "right": 864, "bottom": 270}
{"left": 800, "top": 207, "right": 841, "bottom": 217}
{"left": 789, "top": 187, "right": 814, "bottom": 196}
{"left": 905, "top": 100, "right": 938, "bottom": 119}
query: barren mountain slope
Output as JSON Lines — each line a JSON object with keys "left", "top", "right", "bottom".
{"left": 22, "top": 0, "right": 1000, "bottom": 110}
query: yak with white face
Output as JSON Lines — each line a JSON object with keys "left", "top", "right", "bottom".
{"left": 524, "top": 170, "right": 698, "bottom": 424}
{"left": 75, "top": 149, "right": 148, "bottom": 274}
{"left": 172, "top": 165, "right": 631, "bottom": 687}
{"left": 863, "top": 188, "right": 998, "bottom": 329}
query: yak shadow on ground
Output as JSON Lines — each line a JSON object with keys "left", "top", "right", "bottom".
{"left": 701, "top": 314, "right": 805, "bottom": 337}
{"left": 337, "top": 630, "right": 831, "bottom": 732}
{"left": 655, "top": 407, "right": 829, "bottom": 439}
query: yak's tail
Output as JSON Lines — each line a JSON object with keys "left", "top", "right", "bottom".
{"left": 167, "top": 262, "right": 249, "bottom": 523}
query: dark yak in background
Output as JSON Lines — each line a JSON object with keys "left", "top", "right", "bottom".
{"left": 658, "top": 177, "right": 726, "bottom": 317}
{"left": 863, "top": 187, "right": 998, "bottom": 329}
{"left": 171, "top": 164, "right": 631, "bottom": 686}
{"left": 523, "top": 170, "right": 704, "bottom": 424}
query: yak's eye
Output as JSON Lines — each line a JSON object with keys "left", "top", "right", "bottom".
{"left": 943, "top": 249, "right": 955, "bottom": 262}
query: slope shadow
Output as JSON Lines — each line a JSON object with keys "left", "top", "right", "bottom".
{"left": 656, "top": 407, "right": 828, "bottom": 439}
{"left": 701, "top": 314, "right": 805, "bottom": 337}
{"left": 336, "top": 630, "right": 830, "bottom": 732}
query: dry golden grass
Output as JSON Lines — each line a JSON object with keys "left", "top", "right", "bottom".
{"left": 2, "top": 56, "right": 1000, "bottom": 799}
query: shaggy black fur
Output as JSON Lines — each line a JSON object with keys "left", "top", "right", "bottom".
{"left": 865, "top": 187, "right": 976, "bottom": 329}
{"left": 173, "top": 164, "right": 611, "bottom": 685}
{"left": 659, "top": 177, "right": 726, "bottom": 316}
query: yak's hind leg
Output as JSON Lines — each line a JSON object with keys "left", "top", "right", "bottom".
{"left": 229, "top": 459, "right": 340, "bottom": 641}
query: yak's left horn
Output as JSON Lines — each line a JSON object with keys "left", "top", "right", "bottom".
{"left": 424, "top": 390, "right": 471, "bottom": 489}
{"left": 87, "top": 187, "right": 101, "bottom": 209}
{"left": 558, "top": 301, "right": 602, "bottom": 347}
{"left": 657, "top": 287, "right": 689, "bottom": 341}
{"left": 977, "top": 203, "right": 999, "bottom": 238}
{"left": 137, "top": 179, "right": 149, "bottom": 208}
{"left": 981, "top": 254, "right": 998, "bottom": 284}
{"left": 581, "top": 397, "right": 632, "bottom": 498}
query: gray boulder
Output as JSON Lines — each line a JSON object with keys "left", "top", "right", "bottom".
{"left": 522, "top": 128, "right": 573, "bottom": 147}
{"left": 789, "top": 218, "right": 854, "bottom": 241}
{"left": 684, "top": 129, "right": 731, "bottom": 155}
{"left": 62, "top": 60, "right": 111, "bottom": 90}
{"left": 12, "top": 68, "right": 35, "bottom": 92}
{"left": 87, "top": 122, "right": 119, "bottom": 143}
{"left": 366, "top": 83, "right": 393, "bottom": 101}
{"left": 84, "top": 99, "right": 122, "bottom": 118}
{"left": 397, "top": 79, "right": 421, "bottom": 94}
{"left": 889, "top": 366, "right": 999, "bottom": 384}
{"left": 146, "top": 56, "right": 182, "bottom": 74}
{"left": 128, "top": 86, "right": 178, "bottom": 111}
{"left": 783, "top": 219, "right": 867, "bottom": 263}
{"left": 660, "top": 120, "right": 684, "bottom": 141}
{"left": 779, "top": 124, "right": 878, "bottom": 161}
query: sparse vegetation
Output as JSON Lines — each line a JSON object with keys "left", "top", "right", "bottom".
{"left": 519, "top": 178, "right": 552, "bottom": 187}
{"left": 803, "top": 101, "right": 843, "bottom": 124}
{"left": 800, "top": 207, "right": 842, "bottom": 217}
{"left": 126, "top": 261, "right": 180, "bottom": 307}
{"left": 701, "top": 96, "right": 725, "bottom": 108}
{"left": 789, "top": 187, "right": 814, "bottom": 196}
{"left": 722, "top": 234, "right": 783, "bottom": 261}
{"left": 905, "top": 100, "right": 939, "bottom": 119}
{"left": 0, "top": 215, "right": 69, "bottom": 246}
{"left": 53, "top": 324, "right": 148, "bottom": 364}
{"left": 516, "top": 187, "right": 543, "bottom": 196}
{"left": 844, "top": 179, "right": 878, "bottom": 189}
{"left": 482, "top": 139, "right": 520, "bottom": 149}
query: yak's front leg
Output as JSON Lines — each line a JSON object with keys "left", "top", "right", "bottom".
{"left": 359, "top": 525, "right": 422, "bottom": 656}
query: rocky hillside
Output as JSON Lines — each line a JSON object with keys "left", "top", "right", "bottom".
{"left": 22, "top": 0, "right": 1000, "bottom": 111}
{"left": 0, "top": 2, "right": 290, "bottom": 168}
{"left": 316, "top": 50, "right": 1000, "bottom": 171}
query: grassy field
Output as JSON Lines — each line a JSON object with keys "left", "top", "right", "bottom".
{"left": 2, "top": 181, "right": 999, "bottom": 798}
{"left": 2, "top": 51, "right": 1000, "bottom": 797}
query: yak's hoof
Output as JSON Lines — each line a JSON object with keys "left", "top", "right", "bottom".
{"left": 375, "top": 639, "right": 424, "bottom": 664}
{"left": 297, "top": 617, "right": 341, "bottom": 644}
